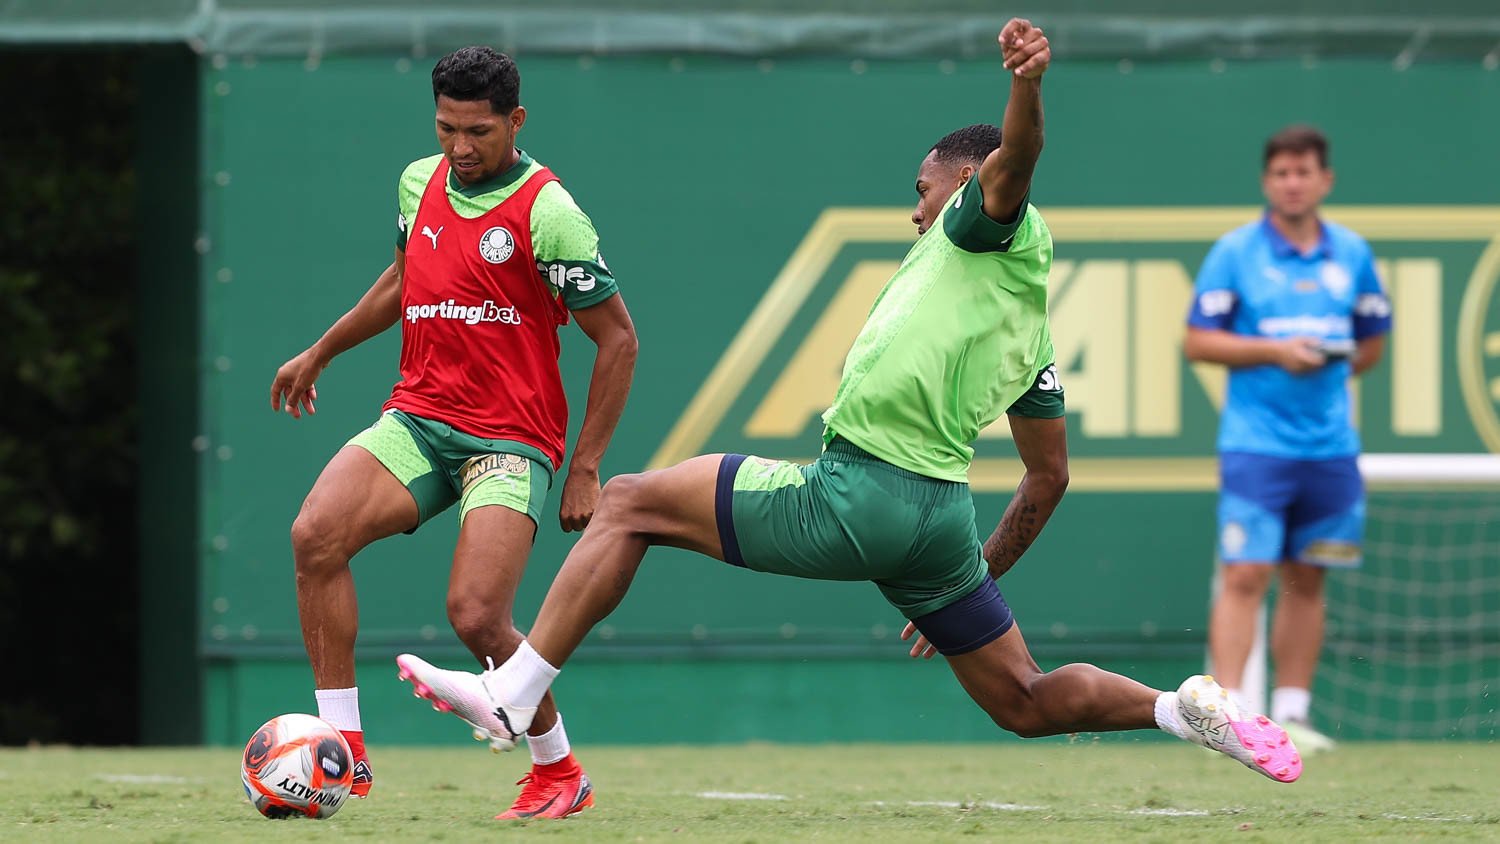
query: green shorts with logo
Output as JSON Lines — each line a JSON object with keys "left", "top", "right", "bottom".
{"left": 346, "top": 410, "right": 553, "bottom": 529}
{"left": 716, "top": 437, "right": 989, "bottom": 619}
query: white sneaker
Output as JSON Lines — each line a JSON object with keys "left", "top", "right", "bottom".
{"left": 395, "top": 653, "right": 535, "bottom": 752}
{"left": 1283, "top": 719, "right": 1336, "bottom": 754}
{"left": 1175, "top": 675, "right": 1302, "bottom": 783}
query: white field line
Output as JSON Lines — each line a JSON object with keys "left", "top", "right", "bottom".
{"left": 703, "top": 794, "right": 1236, "bottom": 819}
{"left": 95, "top": 773, "right": 197, "bottom": 784}
{"left": 1382, "top": 813, "right": 1476, "bottom": 823}
{"left": 696, "top": 791, "right": 789, "bottom": 801}
{"left": 868, "top": 800, "right": 1046, "bottom": 811}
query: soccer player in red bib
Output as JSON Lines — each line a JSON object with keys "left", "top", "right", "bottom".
{"left": 270, "top": 46, "right": 637, "bottom": 819}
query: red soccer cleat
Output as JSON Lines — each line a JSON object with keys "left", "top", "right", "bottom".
{"left": 496, "top": 755, "right": 594, "bottom": 820}
{"left": 342, "top": 730, "right": 374, "bottom": 798}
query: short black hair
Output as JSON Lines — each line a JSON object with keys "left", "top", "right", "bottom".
{"left": 432, "top": 46, "right": 520, "bottom": 114}
{"left": 1264, "top": 124, "right": 1329, "bottom": 170}
{"left": 930, "top": 124, "right": 1002, "bottom": 167}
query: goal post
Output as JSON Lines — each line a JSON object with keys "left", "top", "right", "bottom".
{"left": 1223, "top": 453, "right": 1500, "bottom": 739}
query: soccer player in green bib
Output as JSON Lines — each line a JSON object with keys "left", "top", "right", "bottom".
{"left": 397, "top": 20, "right": 1304, "bottom": 789}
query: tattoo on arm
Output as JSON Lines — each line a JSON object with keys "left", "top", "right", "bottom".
{"left": 983, "top": 483, "right": 1056, "bottom": 579}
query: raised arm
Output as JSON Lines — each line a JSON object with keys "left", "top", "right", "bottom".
{"left": 270, "top": 248, "right": 404, "bottom": 418}
{"left": 976, "top": 19, "right": 1050, "bottom": 226}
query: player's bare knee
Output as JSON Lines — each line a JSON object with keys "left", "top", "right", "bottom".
{"left": 595, "top": 472, "right": 657, "bottom": 533}
{"left": 977, "top": 672, "right": 1049, "bottom": 737}
{"left": 1007, "top": 719, "right": 1054, "bottom": 739}
{"left": 290, "top": 508, "right": 347, "bottom": 576}
{"left": 992, "top": 664, "right": 1101, "bottom": 738}
{"left": 446, "top": 596, "right": 515, "bottom": 653}
{"left": 988, "top": 695, "right": 1049, "bottom": 738}
{"left": 596, "top": 472, "right": 641, "bottom": 514}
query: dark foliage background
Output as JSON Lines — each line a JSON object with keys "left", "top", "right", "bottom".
{"left": 0, "top": 50, "right": 139, "bottom": 744}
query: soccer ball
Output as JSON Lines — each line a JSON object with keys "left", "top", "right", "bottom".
{"left": 240, "top": 713, "right": 353, "bottom": 819}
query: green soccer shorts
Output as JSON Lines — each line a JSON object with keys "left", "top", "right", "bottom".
{"left": 715, "top": 437, "right": 995, "bottom": 622}
{"left": 346, "top": 410, "right": 552, "bottom": 529}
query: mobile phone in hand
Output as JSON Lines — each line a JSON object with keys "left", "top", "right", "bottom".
{"left": 1319, "top": 338, "right": 1356, "bottom": 362}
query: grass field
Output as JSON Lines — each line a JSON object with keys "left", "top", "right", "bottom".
{"left": 4, "top": 742, "right": 1498, "bottom": 841}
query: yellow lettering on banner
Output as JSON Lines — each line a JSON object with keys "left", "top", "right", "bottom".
{"left": 653, "top": 204, "right": 1500, "bottom": 486}
{"left": 743, "top": 261, "right": 899, "bottom": 437}
{"left": 1049, "top": 260, "right": 1129, "bottom": 437}
{"left": 753, "top": 253, "right": 1440, "bottom": 445}
{"left": 1132, "top": 261, "right": 1192, "bottom": 436}
{"left": 1382, "top": 258, "right": 1443, "bottom": 436}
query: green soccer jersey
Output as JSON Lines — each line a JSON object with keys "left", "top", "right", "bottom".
{"left": 395, "top": 151, "right": 618, "bottom": 310}
{"left": 821, "top": 176, "right": 1054, "bottom": 482}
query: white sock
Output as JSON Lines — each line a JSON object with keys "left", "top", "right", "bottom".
{"left": 1271, "top": 687, "right": 1311, "bottom": 723}
{"left": 492, "top": 641, "right": 559, "bottom": 710}
{"left": 315, "top": 687, "right": 361, "bottom": 732}
{"left": 1153, "top": 692, "right": 1188, "bottom": 739}
{"left": 527, "top": 714, "right": 571, "bottom": 766}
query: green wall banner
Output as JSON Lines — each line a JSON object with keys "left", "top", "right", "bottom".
{"left": 181, "top": 55, "right": 1500, "bottom": 744}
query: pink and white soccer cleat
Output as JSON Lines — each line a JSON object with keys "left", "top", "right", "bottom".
{"left": 1176, "top": 674, "right": 1302, "bottom": 783}
{"left": 395, "top": 653, "right": 535, "bottom": 752}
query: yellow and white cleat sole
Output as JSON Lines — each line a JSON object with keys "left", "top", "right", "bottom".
{"left": 1176, "top": 674, "right": 1302, "bottom": 783}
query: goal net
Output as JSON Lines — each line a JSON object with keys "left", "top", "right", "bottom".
{"left": 1315, "top": 454, "right": 1500, "bottom": 740}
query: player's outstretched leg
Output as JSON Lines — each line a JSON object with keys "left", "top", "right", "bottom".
{"left": 397, "top": 455, "right": 724, "bottom": 747}
{"left": 939, "top": 612, "right": 1301, "bottom": 783}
